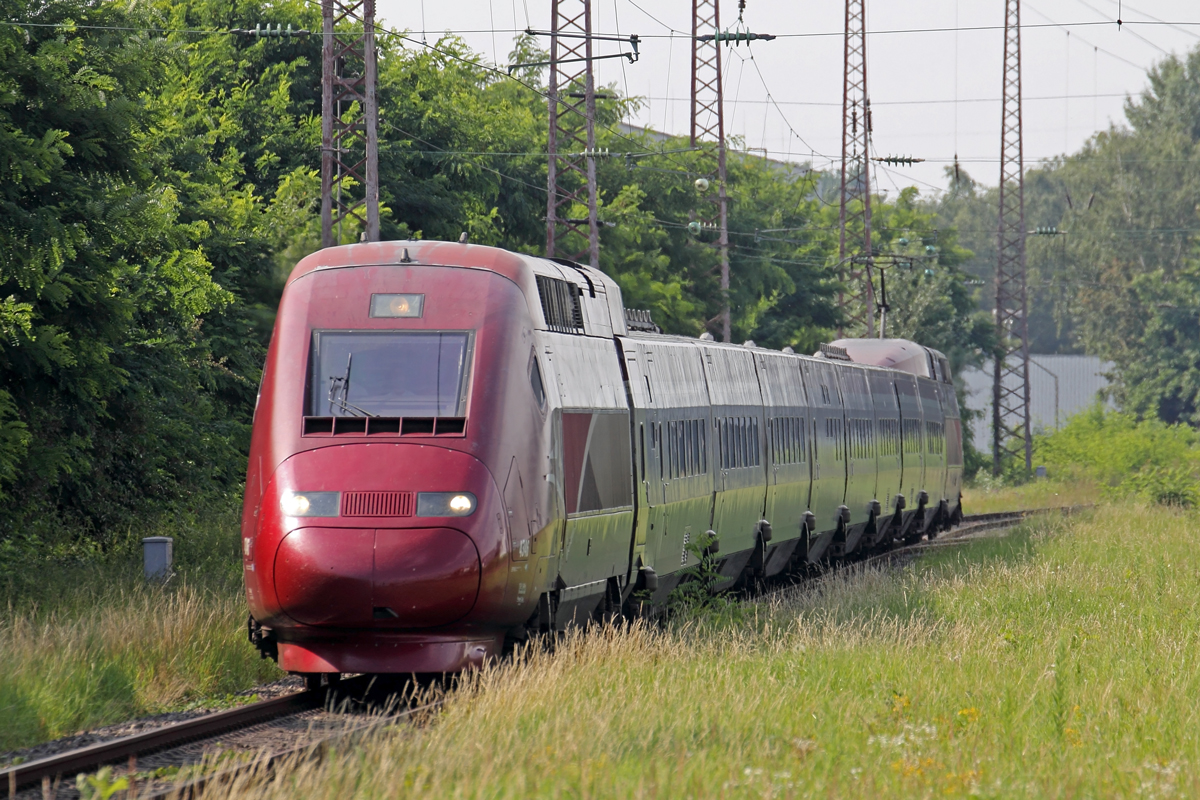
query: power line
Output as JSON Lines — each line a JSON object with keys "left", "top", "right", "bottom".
{"left": 5, "top": 17, "right": 1200, "bottom": 39}
{"left": 638, "top": 91, "right": 1137, "bottom": 108}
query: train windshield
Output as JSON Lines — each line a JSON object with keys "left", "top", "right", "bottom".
{"left": 309, "top": 331, "right": 472, "bottom": 417}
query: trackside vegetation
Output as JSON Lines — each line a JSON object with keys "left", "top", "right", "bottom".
{"left": 0, "top": 512, "right": 281, "bottom": 753}
{"left": 201, "top": 507, "right": 1200, "bottom": 799}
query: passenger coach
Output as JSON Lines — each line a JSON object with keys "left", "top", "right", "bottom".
{"left": 242, "top": 241, "right": 963, "bottom": 681}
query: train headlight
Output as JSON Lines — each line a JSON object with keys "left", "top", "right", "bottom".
{"left": 280, "top": 491, "right": 340, "bottom": 517}
{"left": 417, "top": 492, "right": 477, "bottom": 517}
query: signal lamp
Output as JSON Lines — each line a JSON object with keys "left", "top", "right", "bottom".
{"left": 370, "top": 293, "right": 424, "bottom": 318}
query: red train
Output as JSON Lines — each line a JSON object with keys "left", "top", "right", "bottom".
{"left": 242, "top": 241, "right": 963, "bottom": 681}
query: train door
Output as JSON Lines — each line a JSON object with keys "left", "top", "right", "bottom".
{"left": 755, "top": 352, "right": 810, "bottom": 546}
{"left": 894, "top": 372, "right": 924, "bottom": 521}
{"left": 800, "top": 358, "right": 847, "bottom": 534}
{"left": 918, "top": 374, "right": 947, "bottom": 517}
{"left": 701, "top": 344, "right": 767, "bottom": 583}
{"left": 618, "top": 337, "right": 712, "bottom": 602}
{"left": 546, "top": 334, "right": 635, "bottom": 624}
{"left": 868, "top": 369, "right": 903, "bottom": 517}
{"left": 840, "top": 365, "right": 877, "bottom": 530}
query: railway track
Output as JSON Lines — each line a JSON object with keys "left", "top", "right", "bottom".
{"left": 1, "top": 676, "right": 438, "bottom": 800}
{"left": 2, "top": 505, "right": 1084, "bottom": 799}
{"left": 840, "top": 505, "right": 1088, "bottom": 575}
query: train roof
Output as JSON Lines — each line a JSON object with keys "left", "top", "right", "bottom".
{"left": 285, "top": 240, "right": 630, "bottom": 337}
{"left": 285, "top": 241, "right": 949, "bottom": 381}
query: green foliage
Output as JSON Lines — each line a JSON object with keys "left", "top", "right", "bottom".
{"left": 1032, "top": 404, "right": 1200, "bottom": 507}
{"left": 666, "top": 531, "right": 747, "bottom": 627}
{"left": 77, "top": 767, "right": 129, "bottom": 800}
{"left": 1033, "top": 403, "right": 1198, "bottom": 485}
{"left": 1111, "top": 466, "right": 1199, "bottom": 508}
{"left": 0, "top": 509, "right": 279, "bottom": 752}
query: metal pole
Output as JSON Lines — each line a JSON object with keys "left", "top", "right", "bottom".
{"left": 546, "top": 0, "right": 599, "bottom": 267}
{"left": 690, "top": 0, "right": 729, "bottom": 341}
{"left": 837, "top": 0, "right": 875, "bottom": 337}
{"left": 320, "top": 0, "right": 379, "bottom": 248}
{"left": 363, "top": 0, "right": 379, "bottom": 242}
{"left": 1030, "top": 358, "right": 1060, "bottom": 430}
{"left": 320, "top": 0, "right": 335, "bottom": 248}
{"left": 994, "top": 0, "right": 1032, "bottom": 473}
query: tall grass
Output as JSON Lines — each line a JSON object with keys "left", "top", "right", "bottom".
{"left": 0, "top": 508, "right": 281, "bottom": 753}
{"left": 206, "top": 506, "right": 1200, "bottom": 798}
{"left": 961, "top": 476, "right": 1101, "bottom": 514}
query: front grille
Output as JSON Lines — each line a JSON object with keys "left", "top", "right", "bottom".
{"left": 302, "top": 416, "right": 466, "bottom": 437}
{"left": 341, "top": 491, "right": 415, "bottom": 517}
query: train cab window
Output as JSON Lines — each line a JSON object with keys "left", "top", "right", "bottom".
{"left": 529, "top": 352, "right": 546, "bottom": 409}
{"left": 309, "top": 331, "right": 471, "bottom": 417}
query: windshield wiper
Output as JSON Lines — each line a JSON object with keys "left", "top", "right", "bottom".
{"left": 327, "top": 353, "right": 376, "bottom": 417}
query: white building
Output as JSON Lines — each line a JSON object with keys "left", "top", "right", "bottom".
{"left": 959, "top": 356, "right": 1113, "bottom": 452}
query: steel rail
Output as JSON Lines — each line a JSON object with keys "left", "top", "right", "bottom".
{"left": 139, "top": 699, "right": 444, "bottom": 800}
{"left": 2, "top": 676, "right": 374, "bottom": 796}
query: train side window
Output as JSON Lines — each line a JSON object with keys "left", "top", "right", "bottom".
{"left": 639, "top": 424, "right": 646, "bottom": 480}
{"left": 529, "top": 352, "right": 546, "bottom": 409}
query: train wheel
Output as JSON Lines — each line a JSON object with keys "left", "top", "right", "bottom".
{"left": 303, "top": 673, "right": 341, "bottom": 691}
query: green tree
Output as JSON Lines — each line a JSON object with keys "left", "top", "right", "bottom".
{"left": 0, "top": 0, "right": 234, "bottom": 531}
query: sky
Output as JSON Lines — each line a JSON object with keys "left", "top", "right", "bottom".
{"left": 374, "top": 0, "right": 1200, "bottom": 195}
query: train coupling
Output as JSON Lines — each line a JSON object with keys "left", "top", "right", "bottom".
{"left": 247, "top": 615, "right": 279, "bottom": 662}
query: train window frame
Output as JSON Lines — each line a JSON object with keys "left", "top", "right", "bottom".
{"left": 307, "top": 329, "right": 474, "bottom": 419}
{"left": 528, "top": 350, "right": 546, "bottom": 411}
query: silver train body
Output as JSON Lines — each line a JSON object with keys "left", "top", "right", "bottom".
{"left": 507, "top": 257, "right": 965, "bottom": 626}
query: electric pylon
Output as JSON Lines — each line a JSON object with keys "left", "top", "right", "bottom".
{"left": 690, "top": 0, "right": 730, "bottom": 342}
{"left": 320, "top": 0, "right": 379, "bottom": 247}
{"left": 546, "top": 0, "right": 600, "bottom": 269}
{"left": 837, "top": 0, "right": 875, "bottom": 337}
{"left": 993, "top": 0, "right": 1032, "bottom": 474}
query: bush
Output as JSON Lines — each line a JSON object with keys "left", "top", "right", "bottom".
{"left": 1028, "top": 404, "right": 1200, "bottom": 507}
{"left": 1107, "top": 465, "right": 1200, "bottom": 508}
{"left": 1033, "top": 403, "right": 1199, "bottom": 485}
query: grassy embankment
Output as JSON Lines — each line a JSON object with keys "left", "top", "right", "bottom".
{"left": 0, "top": 510, "right": 281, "bottom": 754}
{"left": 211, "top": 505, "right": 1200, "bottom": 798}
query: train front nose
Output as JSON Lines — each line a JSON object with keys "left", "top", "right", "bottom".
{"left": 274, "top": 525, "right": 481, "bottom": 627}
{"left": 250, "top": 443, "right": 502, "bottom": 632}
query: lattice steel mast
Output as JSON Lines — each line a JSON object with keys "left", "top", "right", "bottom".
{"left": 993, "top": 0, "right": 1032, "bottom": 474}
{"left": 837, "top": 0, "right": 875, "bottom": 337}
{"left": 546, "top": 0, "right": 600, "bottom": 268}
{"left": 320, "top": 0, "right": 379, "bottom": 246}
{"left": 690, "top": 0, "right": 730, "bottom": 342}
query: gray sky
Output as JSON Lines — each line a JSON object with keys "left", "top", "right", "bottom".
{"left": 376, "top": 0, "right": 1200, "bottom": 194}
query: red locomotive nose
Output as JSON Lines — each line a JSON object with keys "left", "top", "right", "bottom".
{"left": 274, "top": 526, "right": 480, "bottom": 627}
{"left": 248, "top": 443, "right": 505, "bottom": 633}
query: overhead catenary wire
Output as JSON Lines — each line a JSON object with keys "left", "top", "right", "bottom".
{"left": 7, "top": 17, "right": 1200, "bottom": 39}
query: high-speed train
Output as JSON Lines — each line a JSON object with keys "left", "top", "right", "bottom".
{"left": 242, "top": 240, "right": 964, "bottom": 680}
